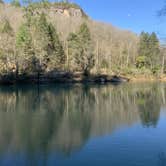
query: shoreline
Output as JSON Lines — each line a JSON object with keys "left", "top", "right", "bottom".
{"left": 0, "top": 72, "right": 165, "bottom": 85}
{"left": 127, "top": 75, "right": 166, "bottom": 82}
{"left": 0, "top": 73, "right": 129, "bottom": 84}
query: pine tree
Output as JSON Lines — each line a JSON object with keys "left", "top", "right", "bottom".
{"left": 77, "top": 23, "right": 94, "bottom": 75}
{"left": 149, "top": 32, "right": 160, "bottom": 70}
{"left": 16, "top": 24, "right": 32, "bottom": 48}
{"left": 68, "top": 32, "right": 81, "bottom": 70}
{"left": 137, "top": 32, "right": 150, "bottom": 68}
{"left": 33, "top": 13, "right": 65, "bottom": 71}
{"left": 68, "top": 23, "right": 94, "bottom": 74}
{"left": 16, "top": 23, "right": 35, "bottom": 74}
{"left": 47, "top": 23, "right": 65, "bottom": 69}
{"left": 136, "top": 32, "right": 160, "bottom": 71}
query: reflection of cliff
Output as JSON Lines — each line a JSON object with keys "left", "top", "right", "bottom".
{"left": 0, "top": 83, "right": 164, "bottom": 157}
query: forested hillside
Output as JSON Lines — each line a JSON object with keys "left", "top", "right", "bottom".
{"left": 0, "top": 0, "right": 165, "bottom": 83}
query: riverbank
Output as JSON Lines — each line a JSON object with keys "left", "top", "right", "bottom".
{"left": 0, "top": 72, "right": 129, "bottom": 84}
{"left": 0, "top": 72, "right": 165, "bottom": 84}
{"left": 127, "top": 74, "right": 166, "bottom": 82}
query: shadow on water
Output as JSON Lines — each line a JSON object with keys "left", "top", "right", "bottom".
{"left": 0, "top": 82, "right": 165, "bottom": 164}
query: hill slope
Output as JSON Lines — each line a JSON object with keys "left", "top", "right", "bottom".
{"left": 0, "top": 2, "right": 138, "bottom": 76}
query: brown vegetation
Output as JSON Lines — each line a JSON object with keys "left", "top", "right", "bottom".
{"left": 0, "top": 1, "right": 165, "bottom": 83}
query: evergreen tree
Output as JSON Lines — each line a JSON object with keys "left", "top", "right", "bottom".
{"left": 16, "top": 24, "right": 32, "bottom": 48}
{"left": 68, "top": 23, "right": 94, "bottom": 74}
{"left": 68, "top": 32, "right": 81, "bottom": 70}
{"left": 137, "top": 32, "right": 150, "bottom": 68}
{"left": 149, "top": 32, "right": 160, "bottom": 70}
{"left": 33, "top": 13, "right": 65, "bottom": 71}
{"left": 77, "top": 23, "right": 95, "bottom": 74}
{"left": 47, "top": 23, "right": 65, "bottom": 69}
{"left": 136, "top": 32, "right": 160, "bottom": 71}
{"left": 16, "top": 23, "right": 34, "bottom": 74}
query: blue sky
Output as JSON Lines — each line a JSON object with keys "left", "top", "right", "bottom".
{"left": 73, "top": 0, "right": 166, "bottom": 39}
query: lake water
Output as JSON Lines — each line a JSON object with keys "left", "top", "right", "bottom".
{"left": 0, "top": 82, "right": 166, "bottom": 166}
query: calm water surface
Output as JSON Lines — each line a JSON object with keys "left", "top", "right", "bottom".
{"left": 0, "top": 82, "right": 166, "bottom": 166}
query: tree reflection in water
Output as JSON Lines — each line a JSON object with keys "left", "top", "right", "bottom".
{"left": 0, "top": 82, "right": 164, "bottom": 159}
{"left": 137, "top": 84, "right": 161, "bottom": 127}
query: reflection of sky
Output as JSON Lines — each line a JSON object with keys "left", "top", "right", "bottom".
{"left": 1, "top": 113, "right": 166, "bottom": 166}
{"left": 161, "top": 107, "right": 166, "bottom": 113}
{"left": 46, "top": 116, "right": 166, "bottom": 166}
{"left": 0, "top": 152, "right": 50, "bottom": 166}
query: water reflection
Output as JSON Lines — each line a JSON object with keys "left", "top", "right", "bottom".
{"left": 158, "top": 152, "right": 166, "bottom": 166}
{"left": 137, "top": 85, "right": 161, "bottom": 127}
{"left": 0, "top": 83, "right": 165, "bottom": 162}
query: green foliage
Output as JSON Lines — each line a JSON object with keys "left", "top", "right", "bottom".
{"left": 15, "top": 10, "right": 66, "bottom": 74}
{"left": 47, "top": 24, "right": 65, "bottom": 66}
{"left": 151, "top": 65, "right": 161, "bottom": 75}
{"left": 16, "top": 23, "right": 35, "bottom": 74}
{"left": 0, "top": 0, "right": 4, "bottom": 3}
{"left": 16, "top": 24, "right": 31, "bottom": 47}
{"left": 11, "top": 0, "right": 21, "bottom": 7}
{"left": 34, "top": 13, "right": 65, "bottom": 70}
{"left": 68, "top": 32, "right": 81, "bottom": 69}
{"left": 136, "top": 56, "right": 147, "bottom": 68}
{"left": 137, "top": 32, "right": 160, "bottom": 70}
{"left": 77, "top": 23, "right": 95, "bottom": 74}
{"left": 68, "top": 23, "right": 94, "bottom": 74}
{"left": 137, "top": 32, "right": 150, "bottom": 67}
{"left": 149, "top": 32, "right": 160, "bottom": 67}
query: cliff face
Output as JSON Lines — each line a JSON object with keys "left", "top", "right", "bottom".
{"left": 32, "top": 6, "right": 84, "bottom": 18}
{"left": 50, "top": 7, "right": 83, "bottom": 17}
{"left": 0, "top": 3, "right": 85, "bottom": 32}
